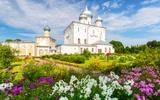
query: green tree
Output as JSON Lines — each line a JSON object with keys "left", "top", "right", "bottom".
{"left": 110, "top": 40, "right": 124, "bottom": 53}
{"left": 0, "top": 45, "right": 15, "bottom": 68}
{"left": 5, "top": 39, "right": 13, "bottom": 42}
{"left": 147, "top": 40, "right": 160, "bottom": 48}
{"left": 14, "top": 39, "right": 21, "bottom": 42}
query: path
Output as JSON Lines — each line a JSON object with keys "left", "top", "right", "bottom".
{"left": 34, "top": 58, "right": 104, "bottom": 76}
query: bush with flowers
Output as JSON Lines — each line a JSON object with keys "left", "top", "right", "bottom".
{"left": 50, "top": 72, "right": 134, "bottom": 100}
{"left": 120, "top": 66, "right": 160, "bottom": 100}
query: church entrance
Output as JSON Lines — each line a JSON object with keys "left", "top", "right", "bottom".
{"left": 29, "top": 53, "right": 32, "bottom": 56}
{"left": 98, "top": 49, "right": 102, "bottom": 53}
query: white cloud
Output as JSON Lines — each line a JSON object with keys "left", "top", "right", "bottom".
{"left": 100, "top": 6, "right": 160, "bottom": 45}
{"left": 141, "top": 0, "right": 160, "bottom": 5}
{"left": 103, "top": 1, "right": 110, "bottom": 8}
{"left": 102, "top": 0, "right": 122, "bottom": 9}
{"left": 102, "top": 7, "right": 160, "bottom": 32}
{"left": 0, "top": 0, "right": 86, "bottom": 39}
{"left": 110, "top": 2, "right": 120, "bottom": 8}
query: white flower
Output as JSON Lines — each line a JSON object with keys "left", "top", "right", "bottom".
{"left": 59, "top": 96, "right": 68, "bottom": 100}
{"left": 93, "top": 94, "right": 101, "bottom": 100}
{"left": 0, "top": 82, "right": 13, "bottom": 91}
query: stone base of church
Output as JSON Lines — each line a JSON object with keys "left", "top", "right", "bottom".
{"left": 57, "top": 44, "right": 114, "bottom": 54}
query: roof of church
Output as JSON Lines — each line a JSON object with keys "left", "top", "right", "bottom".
{"left": 36, "top": 36, "right": 56, "bottom": 41}
{"left": 92, "top": 40, "right": 112, "bottom": 46}
{"left": 64, "top": 21, "right": 106, "bottom": 31}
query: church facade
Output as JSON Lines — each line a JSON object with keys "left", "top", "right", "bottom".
{"left": 1, "top": 26, "right": 56, "bottom": 56}
{"left": 1, "top": 6, "right": 114, "bottom": 56}
{"left": 56, "top": 7, "right": 114, "bottom": 54}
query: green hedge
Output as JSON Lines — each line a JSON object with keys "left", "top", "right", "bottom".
{"left": 42, "top": 54, "right": 86, "bottom": 64}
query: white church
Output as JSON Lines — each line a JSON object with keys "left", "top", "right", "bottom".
{"left": 1, "top": 6, "right": 114, "bottom": 56}
{"left": 57, "top": 6, "right": 114, "bottom": 54}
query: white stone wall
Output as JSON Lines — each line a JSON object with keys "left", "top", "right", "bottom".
{"left": 2, "top": 42, "right": 36, "bottom": 56}
{"left": 73, "top": 23, "right": 88, "bottom": 44}
{"left": 36, "top": 46, "right": 50, "bottom": 56}
{"left": 57, "top": 45, "right": 80, "bottom": 54}
{"left": 96, "top": 45, "right": 115, "bottom": 54}
{"left": 64, "top": 22, "right": 106, "bottom": 45}
{"left": 87, "top": 26, "right": 105, "bottom": 44}
{"left": 64, "top": 24, "right": 74, "bottom": 44}
{"left": 57, "top": 44, "right": 114, "bottom": 54}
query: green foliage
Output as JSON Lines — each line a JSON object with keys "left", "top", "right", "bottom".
{"left": 82, "top": 49, "right": 91, "bottom": 59}
{"left": 147, "top": 40, "right": 160, "bottom": 48}
{"left": 0, "top": 45, "right": 16, "bottom": 68}
{"left": 42, "top": 54, "right": 86, "bottom": 64}
{"left": 110, "top": 40, "right": 124, "bottom": 53}
{"left": 23, "top": 63, "right": 54, "bottom": 81}
{"left": 5, "top": 39, "right": 21, "bottom": 42}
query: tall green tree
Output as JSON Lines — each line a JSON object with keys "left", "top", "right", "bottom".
{"left": 0, "top": 45, "right": 15, "bottom": 68}
{"left": 5, "top": 39, "right": 13, "bottom": 42}
{"left": 14, "top": 39, "right": 21, "bottom": 42}
{"left": 110, "top": 40, "right": 124, "bottom": 53}
{"left": 147, "top": 40, "right": 160, "bottom": 48}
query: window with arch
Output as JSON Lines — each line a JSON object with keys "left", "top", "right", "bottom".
{"left": 78, "top": 38, "right": 80, "bottom": 44}
{"left": 84, "top": 39, "right": 87, "bottom": 44}
{"left": 78, "top": 27, "right": 79, "bottom": 32}
{"left": 105, "top": 48, "right": 107, "bottom": 52}
{"left": 92, "top": 48, "right": 94, "bottom": 52}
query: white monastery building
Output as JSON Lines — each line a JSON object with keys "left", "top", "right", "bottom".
{"left": 1, "top": 6, "right": 114, "bottom": 56}
{"left": 57, "top": 6, "right": 114, "bottom": 54}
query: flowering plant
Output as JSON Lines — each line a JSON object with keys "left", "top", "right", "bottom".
{"left": 50, "top": 72, "right": 134, "bottom": 100}
{"left": 120, "top": 66, "right": 160, "bottom": 100}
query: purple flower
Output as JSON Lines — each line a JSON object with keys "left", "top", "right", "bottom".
{"left": 154, "top": 79, "right": 160, "bottom": 83}
{"left": 154, "top": 92, "right": 158, "bottom": 96}
{"left": 38, "top": 76, "right": 54, "bottom": 84}
{"left": 139, "top": 81, "right": 146, "bottom": 87}
{"left": 132, "top": 68, "right": 141, "bottom": 73}
{"left": 7, "top": 66, "right": 13, "bottom": 71}
{"left": 12, "top": 86, "right": 22, "bottom": 96}
{"left": 35, "top": 96, "right": 39, "bottom": 100}
{"left": 148, "top": 84, "right": 155, "bottom": 88}
{"left": 133, "top": 94, "right": 142, "bottom": 100}
{"left": 29, "top": 84, "right": 38, "bottom": 89}
{"left": 22, "top": 78, "right": 26, "bottom": 82}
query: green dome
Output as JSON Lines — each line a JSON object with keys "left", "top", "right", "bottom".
{"left": 44, "top": 25, "right": 51, "bottom": 32}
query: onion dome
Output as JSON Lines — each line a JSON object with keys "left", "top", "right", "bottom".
{"left": 44, "top": 25, "right": 51, "bottom": 32}
{"left": 82, "top": 6, "right": 92, "bottom": 17}
{"left": 96, "top": 16, "right": 103, "bottom": 22}
{"left": 79, "top": 14, "right": 87, "bottom": 20}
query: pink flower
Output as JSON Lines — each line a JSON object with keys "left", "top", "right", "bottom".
{"left": 139, "top": 81, "right": 146, "bottom": 87}
{"left": 154, "top": 79, "right": 160, "bottom": 83}
{"left": 134, "top": 94, "right": 142, "bottom": 100}
{"left": 154, "top": 92, "right": 158, "bottom": 96}
{"left": 35, "top": 96, "right": 39, "bottom": 100}
{"left": 148, "top": 84, "right": 155, "bottom": 88}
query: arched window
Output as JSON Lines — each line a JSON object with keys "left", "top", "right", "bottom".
{"left": 84, "top": 39, "right": 87, "bottom": 44}
{"left": 78, "top": 38, "right": 80, "bottom": 44}
{"left": 92, "top": 48, "right": 94, "bottom": 52}
{"left": 78, "top": 27, "right": 79, "bottom": 32}
{"left": 105, "top": 48, "right": 107, "bottom": 52}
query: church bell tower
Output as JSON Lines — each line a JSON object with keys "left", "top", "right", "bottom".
{"left": 44, "top": 25, "right": 51, "bottom": 37}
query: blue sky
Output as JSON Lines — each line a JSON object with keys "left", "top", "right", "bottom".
{"left": 0, "top": 0, "right": 160, "bottom": 46}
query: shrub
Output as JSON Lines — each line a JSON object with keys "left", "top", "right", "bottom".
{"left": 43, "top": 54, "right": 86, "bottom": 64}
{"left": 82, "top": 49, "right": 91, "bottom": 59}
{"left": 0, "top": 45, "right": 16, "bottom": 68}
{"left": 22, "top": 63, "right": 54, "bottom": 81}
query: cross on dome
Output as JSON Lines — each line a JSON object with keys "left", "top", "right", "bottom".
{"left": 82, "top": 5, "right": 92, "bottom": 16}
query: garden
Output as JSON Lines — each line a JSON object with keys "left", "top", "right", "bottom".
{"left": 0, "top": 40, "right": 160, "bottom": 100}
